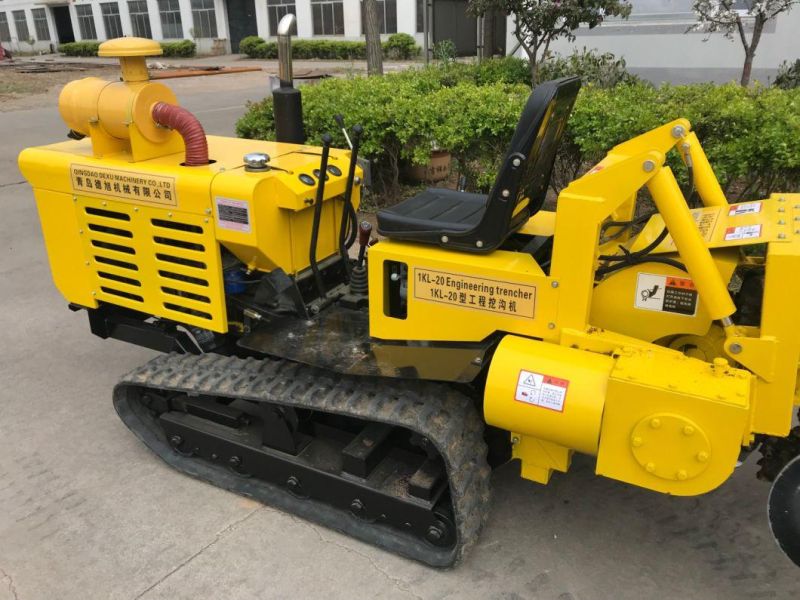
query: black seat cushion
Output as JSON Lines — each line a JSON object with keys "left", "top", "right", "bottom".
{"left": 377, "top": 188, "right": 488, "bottom": 236}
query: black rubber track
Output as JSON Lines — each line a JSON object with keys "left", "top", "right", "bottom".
{"left": 113, "top": 353, "right": 492, "bottom": 567}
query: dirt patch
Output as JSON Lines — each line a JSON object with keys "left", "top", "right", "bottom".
{"left": 0, "top": 63, "right": 116, "bottom": 111}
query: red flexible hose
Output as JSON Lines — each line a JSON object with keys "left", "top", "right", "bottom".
{"left": 151, "top": 102, "right": 209, "bottom": 166}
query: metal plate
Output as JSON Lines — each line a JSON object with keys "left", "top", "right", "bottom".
{"left": 237, "top": 304, "right": 492, "bottom": 383}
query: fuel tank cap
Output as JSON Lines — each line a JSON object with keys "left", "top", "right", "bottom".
{"left": 243, "top": 152, "right": 270, "bottom": 172}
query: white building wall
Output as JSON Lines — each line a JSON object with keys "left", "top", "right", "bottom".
{"left": 543, "top": 9, "right": 800, "bottom": 73}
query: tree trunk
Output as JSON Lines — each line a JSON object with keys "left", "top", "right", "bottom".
{"left": 740, "top": 50, "right": 754, "bottom": 86}
{"left": 483, "top": 12, "right": 495, "bottom": 58}
{"left": 363, "top": 0, "right": 383, "bottom": 76}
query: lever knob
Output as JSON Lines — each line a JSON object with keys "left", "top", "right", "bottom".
{"left": 358, "top": 221, "right": 372, "bottom": 247}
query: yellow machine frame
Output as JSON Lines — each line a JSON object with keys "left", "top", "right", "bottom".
{"left": 369, "top": 120, "right": 800, "bottom": 496}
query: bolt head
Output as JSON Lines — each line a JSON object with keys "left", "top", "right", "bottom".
{"left": 697, "top": 451, "right": 709, "bottom": 463}
{"left": 631, "top": 436, "right": 643, "bottom": 448}
{"left": 512, "top": 157, "right": 521, "bottom": 167}
{"left": 645, "top": 462, "right": 656, "bottom": 473}
{"left": 676, "top": 469, "right": 688, "bottom": 481}
{"left": 441, "top": 235, "right": 449, "bottom": 243}
{"left": 671, "top": 125, "right": 686, "bottom": 139}
{"left": 286, "top": 475, "right": 300, "bottom": 490}
{"left": 169, "top": 434, "right": 183, "bottom": 447}
{"left": 229, "top": 455, "right": 242, "bottom": 467}
{"left": 683, "top": 425, "right": 695, "bottom": 436}
{"left": 426, "top": 525, "right": 444, "bottom": 543}
{"left": 501, "top": 189, "right": 510, "bottom": 198}
{"left": 551, "top": 280, "right": 559, "bottom": 288}
{"left": 547, "top": 322, "right": 556, "bottom": 330}
{"left": 643, "top": 160, "right": 656, "bottom": 172}
{"left": 650, "top": 418, "right": 661, "bottom": 429}
{"left": 729, "top": 342, "right": 743, "bottom": 354}
{"left": 350, "top": 499, "right": 365, "bottom": 515}
{"left": 476, "top": 240, "right": 484, "bottom": 248}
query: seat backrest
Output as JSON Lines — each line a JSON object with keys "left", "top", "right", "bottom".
{"left": 466, "top": 76, "right": 581, "bottom": 251}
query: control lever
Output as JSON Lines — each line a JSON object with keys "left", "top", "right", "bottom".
{"left": 309, "top": 133, "right": 332, "bottom": 300}
{"left": 356, "top": 221, "right": 372, "bottom": 269}
{"left": 347, "top": 221, "right": 372, "bottom": 297}
{"left": 339, "top": 123, "right": 363, "bottom": 279}
{"left": 334, "top": 114, "right": 353, "bottom": 150}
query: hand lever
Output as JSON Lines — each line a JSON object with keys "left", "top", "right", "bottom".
{"left": 356, "top": 221, "right": 372, "bottom": 269}
{"left": 309, "top": 134, "right": 332, "bottom": 299}
{"left": 334, "top": 114, "right": 353, "bottom": 150}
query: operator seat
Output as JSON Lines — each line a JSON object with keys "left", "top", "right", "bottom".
{"left": 377, "top": 76, "right": 581, "bottom": 253}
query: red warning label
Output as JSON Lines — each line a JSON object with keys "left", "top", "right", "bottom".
{"left": 514, "top": 370, "right": 569, "bottom": 412}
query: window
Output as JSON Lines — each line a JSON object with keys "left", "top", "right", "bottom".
{"left": 32, "top": 8, "right": 50, "bottom": 41}
{"left": 266, "top": 0, "right": 296, "bottom": 37}
{"left": 361, "top": 0, "right": 396, "bottom": 34}
{"left": 128, "top": 0, "right": 152, "bottom": 38}
{"left": 12, "top": 10, "right": 29, "bottom": 41}
{"left": 101, "top": 3, "right": 123, "bottom": 39}
{"left": 75, "top": 4, "right": 98, "bottom": 40}
{"left": 0, "top": 13, "right": 12, "bottom": 43}
{"left": 311, "top": 0, "right": 343, "bottom": 35}
{"left": 158, "top": 0, "right": 183, "bottom": 38}
{"left": 191, "top": 0, "right": 218, "bottom": 38}
{"left": 416, "top": 0, "right": 424, "bottom": 33}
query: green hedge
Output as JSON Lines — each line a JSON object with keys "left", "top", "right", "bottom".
{"left": 237, "top": 66, "right": 800, "bottom": 203}
{"left": 160, "top": 40, "right": 196, "bottom": 57}
{"left": 59, "top": 39, "right": 195, "bottom": 58}
{"left": 239, "top": 33, "right": 420, "bottom": 60}
{"left": 58, "top": 41, "right": 101, "bottom": 57}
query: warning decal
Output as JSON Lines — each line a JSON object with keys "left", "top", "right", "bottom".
{"left": 70, "top": 164, "right": 177, "bottom": 206}
{"left": 635, "top": 272, "right": 698, "bottom": 316}
{"left": 514, "top": 370, "right": 568, "bottom": 412}
{"left": 724, "top": 224, "right": 762, "bottom": 241}
{"left": 413, "top": 268, "right": 536, "bottom": 319}
{"left": 729, "top": 202, "right": 762, "bottom": 216}
{"left": 215, "top": 197, "right": 251, "bottom": 233}
{"left": 691, "top": 208, "right": 719, "bottom": 242}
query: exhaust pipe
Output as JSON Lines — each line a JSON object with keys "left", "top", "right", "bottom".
{"left": 273, "top": 14, "right": 305, "bottom": 144}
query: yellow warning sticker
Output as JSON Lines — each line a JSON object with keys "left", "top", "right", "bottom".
{"left": 70, "top": 164, "right": 177, "bottom": 206}
{"left": 413, "top": 268, "right": 536, "bottom": 319}
{"left": 665, "top": 207, "right": 718, "bottom": 249}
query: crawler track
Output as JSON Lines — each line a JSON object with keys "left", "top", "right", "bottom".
{"left": 113, "top": 353, "right": 492, "bottom": 567}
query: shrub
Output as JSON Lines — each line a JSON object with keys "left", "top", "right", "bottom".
{"left": 538, "top": 47, "right": 640, "bottom": 88}
{"left": 238, "top": 36, "right": 421, "bottom": 60}
{"left": 160, "top": 39, "right": 196, "bottom": 58}
{"left": 774, "top": 59, "right": 800, "bottom": 89}
{"left": 237, "top": 69, "right": 800, "bottom": 203}
{"left": 383, "top": 33, "right": 419, "bottom": 60}
{"left": 239, "top": 35, "right": 270, "bottom": 58}
{"left": 58, "top": 41, "right": 100, "bottom": 57}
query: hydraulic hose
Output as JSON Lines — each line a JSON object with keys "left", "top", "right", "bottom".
{"left": 151, "top": 102, "right": 209, "bottom": 166}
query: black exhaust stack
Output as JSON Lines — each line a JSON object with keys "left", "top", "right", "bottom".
{"left": 273, "top": 14, "right": 305, "bottom": 144}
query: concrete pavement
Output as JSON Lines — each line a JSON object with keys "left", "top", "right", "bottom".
{"left": 0, "top": 71, "right": 797, "bottom": 600}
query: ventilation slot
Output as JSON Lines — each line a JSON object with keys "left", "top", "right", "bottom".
{"left": 161, "top": 287, "right": 210, "bottom": 303}
{"left": 156, "top": 253, "right": 206, "bottom": 269}
{"left": 151, "top": 219, "right": 203, "bottom": 234}
{"left": 158, "top": 270, "right": 208, "bottom": 287}
{"left": 101, "top": 287, "right": 144, "bottom": 302}
{"left": 154, "top": 236, "right": 205, "bottom": 252}
{"left": 88, "top": 223, "right": 133, "bottom": 238}
{"left": 94, "top": 255, "right": 138, "bottom": 271}
{"left": 164, "top": 302, "right": 212, "bottom": 320}
{"left": 85, "top": 207, "right": 130, "bottom": 221}
{"left": 98, "top": 271, "right": 141, "bottom": 287}
{"left": 91, "top": 240, "right": 135, "bottom": 255}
